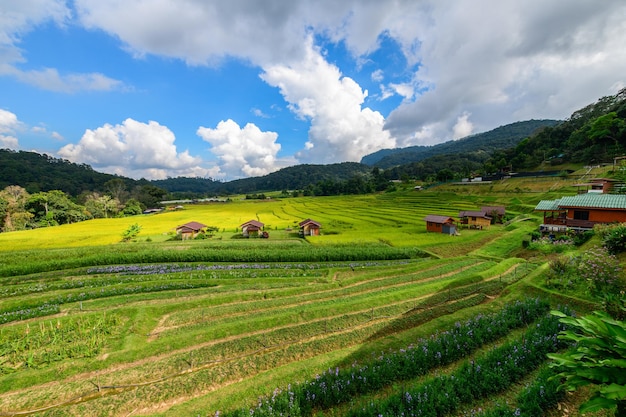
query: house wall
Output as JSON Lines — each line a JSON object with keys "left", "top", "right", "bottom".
{"left": 242, "top": 226, "right": 261, "bottom": 237}
{"left": 442, "top": 224, "right": 456, "bottom": 235}
{"left": 426, "top": 222, "right": 443, "bottom": 232}
{"left": 179, "top": 230, "right": 195, "bottom": 240}
{"left": 566, "top": 208, "right": 626, "bottom": 223}
{"left": 303, "top": 226, "right": 320, "bottom": 236}
{"left": 466, "top": 217, "right": 491, "bottom": 229}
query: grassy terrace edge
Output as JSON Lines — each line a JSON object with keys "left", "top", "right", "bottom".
{"left": 0, "top": 243, "right": 425, "bottom": 278}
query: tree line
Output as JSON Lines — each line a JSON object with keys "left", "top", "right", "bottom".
{"left": 2, "top": 88, "right": 626, "bottom": 213}
{"left": 0, "top": 180, "right": 167, "bottom": 232}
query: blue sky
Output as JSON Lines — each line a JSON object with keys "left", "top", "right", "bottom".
{"left": 1, "top": 1, "right": 625, "bottom": 180}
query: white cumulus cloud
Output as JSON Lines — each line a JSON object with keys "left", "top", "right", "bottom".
{"left": 261, "top": 40, "right": 395, "bottom": 164}
{"left": 197, "top": 119, "right": 288, "bottom": 179}
{"left": 0, "top": 109, "right": 21, "bottom": 149}
{"left": 5, "top": 0, "right": 626, "bottom": 177}
{"left": 383, "top": 0, "right": 626, "bottom": 145}
{"left": 58, "top": 118, "right": 217, "bottom": 180}
{"left": 452, "top": 112, "right": 474, "bottom": 140}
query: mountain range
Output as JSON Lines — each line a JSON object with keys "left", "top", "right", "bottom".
{"left": 2, "top": 87, "right": 626, "bottom": 197}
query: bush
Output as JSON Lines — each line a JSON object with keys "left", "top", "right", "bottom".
{"left": 121, "top": 223, "right": 142, "bottom": 242}
{"left": 600, "top": 223, "right": 626, "bottom": 254}
{"left": 571, "top": 229, "right": 594, "bottom": 246}
{"left": 573, "top": 246, "right": 622, "bottom": 297}
{"left": 545, "top": 257, "right": 578, "bottom": 291}
{"left": 527, "top": 236, "right": 573, "bottom": 253}
{"left": 549, "top": 310, "right": 626, "bottom": 415}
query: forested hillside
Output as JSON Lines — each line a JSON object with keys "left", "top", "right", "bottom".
{"left": 483, "top": 88, "right": 626, "bottom": 172}
{"left": 152, "top": 162, "right": 372, "bottom": 195}
{"left": 2, "top": 88, "right": 626, "bottom": 205}
{"left": 0, "top": 149, "right": 143, "bottom": 195}
{"left": 361, "top": 119, "right": 560, "bottom": 168}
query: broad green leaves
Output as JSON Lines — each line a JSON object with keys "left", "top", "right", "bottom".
{"left": 548, "top": 309, "right": 626, "bottom": 413}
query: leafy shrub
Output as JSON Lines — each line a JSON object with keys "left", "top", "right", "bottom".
{"left": 600, "top": 223, "right": 626, "bottom": 254}
{"left": 549, "top": 310, "right": 626, "bottom": 415}
{"left": 545, "top": 256, "right": 577, "bottom": 290}
{"left": 573, "top": 246, "right": 622, "bottom": 297}
{"left": 527, "top": 236, "right": 573, "bottom": 253}
{"left": 121, "top": 223, "right": 142, "bottom": 242}
{"left": 571, "top": 229, "right": 594, "bottom": 246}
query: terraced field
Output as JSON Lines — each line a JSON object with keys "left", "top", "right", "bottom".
{"left": 0, "top": 189, "right": 594, "bottom": 416}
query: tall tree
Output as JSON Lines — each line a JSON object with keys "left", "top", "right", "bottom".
{"left": 133, "top": 185, "right": 167, "bottom": 208}
{"left": 26, "top": 190, "right": 87, "bottom": 226}
{"left": 0, "top": 185, "right": 31, "bottom": 231}
{"left": 84, "top": 193, "right": 120, "bottom": 219}
{"left": 105, "top": 178, "right": 129, "bottom": 203}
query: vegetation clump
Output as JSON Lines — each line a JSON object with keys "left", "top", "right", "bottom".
{"left": 549, "top": 310, "right": 626, "bottom": 415}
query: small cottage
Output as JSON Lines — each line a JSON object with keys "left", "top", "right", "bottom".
{"left": 299, "top": 219, "right": 322, "bottom": 236}
{"left": 176, "top": 221, "right": 207, "bottom": 239}
{"left": 241, "top": 220, "right": 264, "bottom": 237}
{"left": 424, "top": 215, "right": 457, "bottom": 235}
{"left": 458, "top": 211, "right": 492, "bottom": 229}
{"left": 536, "top": 193, "right": 626, "bottom": 232}
{"left": 481, "top": 206, "right": 506, "bottom": 223}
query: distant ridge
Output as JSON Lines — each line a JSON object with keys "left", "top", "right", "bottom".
{"left": 361, "top": 119, "right": 560, "bottom": 168}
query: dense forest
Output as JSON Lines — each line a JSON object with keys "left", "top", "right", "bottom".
{"left": 483, "top": 88, "right": 626, "bottom": 172}
{"left": 0, "top": 150, "right": 144, "bottom": 195}
{"left": 361, "top": 119, "right": 560, "bottom": 168}
{"left": 152, "top": 162, "right": 372, "bottom": 196}
{"left": 2, "top": 88, "right": 626, "bottom": 232}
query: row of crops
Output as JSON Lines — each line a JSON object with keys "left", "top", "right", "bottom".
{"left": 0, "top": 253, "right": 539, "bottom": 416}
{"left": 0, "top": 242, "right": 424, "bottom": 278}
{"left": 221, "top": 298, "right": 570, "bottom": 417}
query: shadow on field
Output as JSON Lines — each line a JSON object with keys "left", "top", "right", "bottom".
{"left": 334, "top": 276, "right": 506, "bottom": 368}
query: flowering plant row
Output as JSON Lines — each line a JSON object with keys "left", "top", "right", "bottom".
{"left": 0, "top": 245, "right": 422, "bottom": 278}
{"left": 344, "top": 310, "right": 570, "bottom": 417}
{"left": 466, "top": 366, "right": 564, "bottom": 417}
{"left": 220, "top": 298, "right": 552, "bottom": 417}
{"left": 0, "top": 303, "right": 59, "bottom": 325}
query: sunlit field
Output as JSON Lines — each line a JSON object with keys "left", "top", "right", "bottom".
{"left": 0, "top": 185, "right": 607, "bottom": 417}
{"left": 0, "top": 191, "right": 524, "bottom": 251}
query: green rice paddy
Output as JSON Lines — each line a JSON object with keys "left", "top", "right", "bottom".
{"left": 0, "top": 187, "right": 605, "bottom": 416}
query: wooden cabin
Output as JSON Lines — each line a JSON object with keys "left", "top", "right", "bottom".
{"left": 176, "top": 221, "right": 207, "bottom": 239}
{"left": 481, "top": 206, "right": 506, "bottom": 223}
{"left": 535, "top": 193, "right": 626, "bottom": 232}
{"left": 299, "top": 219, "right": 321, "bottom": 236}
{"left": 574, "top": 178, "right": 619, "bottom": 194}
{"left": 458, "top": 211, "right": 492, "bottom": 229}
{"left": 240, "top": 220, "right": 264, "bottom": 237}
{"left": 424, "top": 215, "right": 457, "bottom": 235}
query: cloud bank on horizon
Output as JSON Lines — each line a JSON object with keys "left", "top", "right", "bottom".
{"left": 1, "top": 0, "right": 625, "bottom": 180}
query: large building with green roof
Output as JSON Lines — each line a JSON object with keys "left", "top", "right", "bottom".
{"left": 535, "top": 193, "right": 626, "bottom": 231}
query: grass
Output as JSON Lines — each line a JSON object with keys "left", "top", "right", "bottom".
{"left": 0, "top": 183, "right": 612, "bottom": 416}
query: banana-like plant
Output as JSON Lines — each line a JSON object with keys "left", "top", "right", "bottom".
{"left": 548, "top": 309, "right": 626, "bottom": 415}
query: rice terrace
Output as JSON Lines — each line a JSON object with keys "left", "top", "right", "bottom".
{"left": 0, "top": 174, "right": 623, "bottom": 417}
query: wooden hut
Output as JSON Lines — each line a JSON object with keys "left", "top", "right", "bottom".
{"left": 458, "top": 211, "right": 492, "bottom": 229}
{"left": 299, "top": 219, "right": 322, "bottom": 236}
{"left": 424, "top": 215, "right": 457, "bottom": 235}
{"left": 481, "top": 206, "right": 506, "bottom": 223}
{"left": 176, "top": 221, "right": 207, "bottom": 240}
{"left": 241, "top": 220, "right": 264, "bottom": 237}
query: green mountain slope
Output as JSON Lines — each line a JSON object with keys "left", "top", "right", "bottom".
{"left": 361, "top": 119, "right": 560, "bottom": 168}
